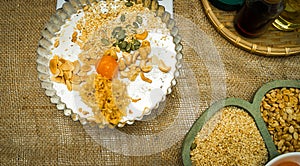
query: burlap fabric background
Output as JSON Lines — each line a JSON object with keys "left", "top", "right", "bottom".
{"left": 1, "top": 0, "right": 300, "bottom": 165}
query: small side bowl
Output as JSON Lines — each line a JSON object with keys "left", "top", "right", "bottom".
{"left": 265, "top": 152, "right": 300, "bottom": 166}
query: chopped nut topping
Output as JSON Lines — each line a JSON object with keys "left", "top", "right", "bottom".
{"left": 191, "top": 106, "right": 268, "bottom": 165}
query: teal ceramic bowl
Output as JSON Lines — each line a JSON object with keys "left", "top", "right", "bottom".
{"left": 208, "top": 0, "right": 244, "bottom": 11}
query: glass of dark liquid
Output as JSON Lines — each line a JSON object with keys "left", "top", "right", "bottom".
{"left": 234, "top": 0, "right": 284, "bottom": 38}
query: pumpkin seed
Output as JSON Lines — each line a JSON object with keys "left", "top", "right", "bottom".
{"left": 101, "top": 38, "right": 110, "bottom": 46}
{"left": 131, "top": 42, "right": 136, "bottom": 50}
{"left": 125, "top": 1, "right": 133, "bottom": 7}
{"left": 136, "top": 16, "right": 143, "bottom": 24}
{"left": 120, "top": 14, "right": 125, "bottom": 22}
{"left": 114, "top": 26, "right": 122, "bottom": 32}
{"left": 117, "top": 30, "right": 126, "bottom": 40}
{"left": 133, "top": 39, "right": 141, "bottom": 46}
{"left": 126, "top": 24, "right": 132, "bottom": 29}
{"left": 134, "top": 45, "right": 140, "bottom": 50}
{"left": 126, "top": 43, "right": 132, "bottom": 52}
{"left": 133, "top": 22, "right": 139, "bottom": 28}
{"left": 115, "top": 40, "right": 122, "bottom": 46}
{"left": 130, "top": 29, "right": 137, "bottom": 34}
{"left": 119, "top": 41, "right": 128, "bottom": 49}
{"left": 112, "top": 26, "right": 122, "bottom": 37}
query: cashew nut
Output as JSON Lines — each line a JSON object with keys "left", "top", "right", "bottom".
{"left": 158, "top": 59, "right": 171, "bottom": 73}
{"left": 81, "top": 64, "right": 92, "bottom": 72}
{"left": 128, "top": 70, "right": 139, "bottom": 81}
{"left": 151, "top": 55, "right": 159, "bottom": 65}
{"left": 140, "top": 72, "right": 152, "bottom": 83}
{"left": 144, "top": 46, "right": 151, "bottom": 54}
{"left": 120, "top": 71, "right": 129, "bottom": 78}
{"left": 135, "top": 30, "right": 148, "bottom": 40}
{"left": 141, "top": 40, "right": 150, "bottom": 47}
{"left": 138, "top": 47, "right": 149, "bottom": 60}
{"left": 141, "top": 65, "right": 153, "bottom": 73}
{"left": 140, "top": 59, "right": 147, "bottom": 67}
{"left": 118, "top": 58, "right": 127, "bottom": 71}
{"left": 132, "top": 50, "right": 140, "bottom": 64}
{"left": 122, "top": 52, "right": 132, "bottom": 66}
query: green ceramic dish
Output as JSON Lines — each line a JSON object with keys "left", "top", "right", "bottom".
{"left": 182, "top": 80, "right": 300, "bottom": 166}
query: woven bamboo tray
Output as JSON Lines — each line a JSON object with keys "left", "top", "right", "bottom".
{"left": 201, "top": 0, "right": 300, "bottom": 56}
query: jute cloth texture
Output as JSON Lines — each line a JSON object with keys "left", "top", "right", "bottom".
{"left": 1, "top": 0, "right": 300, "bottom": 165}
